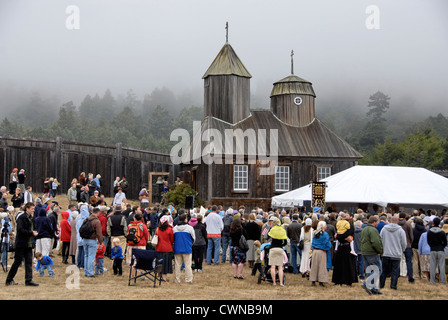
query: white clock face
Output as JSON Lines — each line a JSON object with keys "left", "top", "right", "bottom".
{"left": 294, "top": 96, "right": 303, "bottom": 105}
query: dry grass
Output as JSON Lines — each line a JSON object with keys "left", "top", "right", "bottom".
{"left": 0, "top": 195, "right": 446, "bottom": 300}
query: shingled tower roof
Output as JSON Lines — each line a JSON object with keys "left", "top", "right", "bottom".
{"left": 202, "top": 42, "right": 252, "bottom": 79}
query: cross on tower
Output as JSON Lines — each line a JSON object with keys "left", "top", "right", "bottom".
{"left": 291, "top": 50, "right": 294, "bottom": 75}
{"left": 225, "top": 22, "right": 229, "bottom": 43}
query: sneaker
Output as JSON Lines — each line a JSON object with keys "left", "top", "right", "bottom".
{"left": 25, "top": 281, "right": 39, "bottom": 286}
{"left": 197, "top": 269, "right": 204, "bottom": 273}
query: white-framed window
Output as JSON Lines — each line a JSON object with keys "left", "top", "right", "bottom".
{"left": 233, "top": 165, "right": 248, "bottom": 191}
{"left": 275, "top": 166, "right": 290, "bottom": 192}
{"left": 316, "top": 166, "right": 331, "bottom": 181}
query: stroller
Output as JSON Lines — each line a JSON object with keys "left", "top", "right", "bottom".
{"left": 257, "top": 243, "right": 286, "bottom": 285}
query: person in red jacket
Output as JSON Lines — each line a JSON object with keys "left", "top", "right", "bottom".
{"left": 60, "top": 211, "right": 71, "bottom": 264}
{"left": 98, "top": 206, "right": 110, "bottom": 257}
{"left": 95, "top": 242, "right": 106, "bottom": 275}
{"left": 125, "top": 212, "right": 149, "bottom": 265}
{"left": 155, "top": 215, "right": 174, "bottom": 282}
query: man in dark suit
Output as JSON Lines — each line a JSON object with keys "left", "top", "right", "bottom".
{"left": 6, "top": 202, "right": 39, "bottom": 286}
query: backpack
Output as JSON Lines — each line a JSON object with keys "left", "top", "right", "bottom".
{"left": 126, "top": 223, "right": 144, "bottom": 244}
{"left": 79, "top": 217, "right": 98, "bottom": 239}
{"left": 223, "top": 215, "right": 232, "bottom": 233}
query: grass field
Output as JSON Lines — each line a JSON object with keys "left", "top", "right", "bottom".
{"left": 0, "top": 195, "right": 446, "bottom": 301}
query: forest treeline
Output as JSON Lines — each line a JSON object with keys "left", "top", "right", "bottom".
{"left": 0, "top": 87, "right": 447, "bottom": 170}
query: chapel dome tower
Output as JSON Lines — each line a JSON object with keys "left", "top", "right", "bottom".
{"left": 270, "top": 51, "right": 316, "bottom": 127}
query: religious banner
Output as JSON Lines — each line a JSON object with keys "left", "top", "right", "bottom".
{"left": 312, "top": 181, "right": 326, "bottom": 209}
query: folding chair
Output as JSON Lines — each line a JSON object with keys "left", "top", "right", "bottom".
{"left": 128, "top": 249, "right": 164, "bottom": 287}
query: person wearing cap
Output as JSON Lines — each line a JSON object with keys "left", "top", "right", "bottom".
{"left": 427, "top": 217, "right": 447, "bottom": 284}
{"left": 299, "top": 218, "right": 313, "bottom": 278}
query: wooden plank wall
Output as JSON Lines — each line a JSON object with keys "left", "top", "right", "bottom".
{"left": 204, "top": 75, "right": 250, "bottom": 124}
{"left": 0, "top": 137, "right": 176, "bottom": 200}
{"left": 187, "top": 158, "right": 357, "bottom": 210}
{"left": 271, "top": 94, "right": 315, "bottom": 127}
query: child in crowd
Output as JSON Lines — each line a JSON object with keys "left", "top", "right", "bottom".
{"left": 95, "top": 241, "right": 106, "bottom": 275}
{"left": 251, "top": 240, "right": 263, "bottom": 277}
{"left": 335, "top": 213, "right": 357, "bottom": 256}
{"left": 110, "top": 237, "right": 123, "bottom": 276}
{"left": 35, "top": 252, "right": 54, "bottom": 277}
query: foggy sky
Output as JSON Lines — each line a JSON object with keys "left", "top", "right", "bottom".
{"left": 0, "top": 0, "right": 447, "bottom": 115}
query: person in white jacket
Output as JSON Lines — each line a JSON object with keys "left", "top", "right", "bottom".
{"left": 379, "top": 215, "right": 407, "bottom": 290}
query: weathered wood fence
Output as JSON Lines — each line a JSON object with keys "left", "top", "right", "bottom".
{"left": 0, "top": 136, "right": 177, "bottom": 199}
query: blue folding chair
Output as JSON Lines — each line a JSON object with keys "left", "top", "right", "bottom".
{"left": 128, "top": 249, "right": 164, "bottom": 287}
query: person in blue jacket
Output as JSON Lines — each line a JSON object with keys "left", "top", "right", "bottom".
{"left": 173, "top": 213, "right": 195, "bottom": 284}
{"left": 35, "top": 252, "right": 54, "bottom": 277}
{"left": 310, "top": 220, "right": 332, "bottom": 287}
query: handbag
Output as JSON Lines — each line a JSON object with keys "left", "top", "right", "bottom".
{"left": 151, "top": 228, "right": 159, "bottom": 246}
{"left": 298, "top": 239, "right": 304, "bottom": 250}
{"left": 239, "top": 235, "right": 249, "bottom": 252}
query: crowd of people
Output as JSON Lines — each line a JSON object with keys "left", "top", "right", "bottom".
{"left": 0, "top": 169, "right": 447, "bottom": 294}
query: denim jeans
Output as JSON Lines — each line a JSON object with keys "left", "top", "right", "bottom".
{"left": 103, "top": 236, "right": 110, "bottom": 256}
{"left": 95, "top": 257, "right": 104, "bottom": 275}
{"left": 39, "top": 264, "right": 54, "bottom": 277}
{"left": 404, "top": 247, "right": 414, "bottom": 281}
{"left": 77, "top": 245, "right": 84, "bottom": 269}
{"left": 1, "top": 242, "right": 8, "bottom": 266}
{"left": 363, "top": 255, "right": 382, "bottom": 290}
{"left": 356, "top": 254, "right": 365, "bottom": 279}
{"left": 83, "top": 239, "right": 98, "bottom": 277}
{"left": 290, "top": 243, "right": 300, "bottom": 273}
{"left": 221, "top": 236, "right": 231, "bottom": 263}
{"left": 206, "top": 237, "right": 221, "bottom": 265}
{"left": 380, "top": 257, "right": 400, "bottom": 289}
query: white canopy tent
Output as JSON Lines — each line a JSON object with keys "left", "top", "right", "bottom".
{"left": 271, "top": 165, "right": 448, "bottom": 209}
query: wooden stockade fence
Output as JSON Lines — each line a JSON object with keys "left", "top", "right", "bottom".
{"left": 0, "top": 136, "right": 177, "bottom": 200}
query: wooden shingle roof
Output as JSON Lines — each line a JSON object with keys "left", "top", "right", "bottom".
{"left": 190, "top": 110, "right": 363, "bottom": 161}
{"left": 270, "top": 75, "right": 316, "bottom": 97}
{"left": 202, "top": 43, "right": 252, "bottom": 79}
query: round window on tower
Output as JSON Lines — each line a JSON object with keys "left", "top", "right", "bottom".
{"left": 293, "top": 96, "right": 303, "bottom": 105}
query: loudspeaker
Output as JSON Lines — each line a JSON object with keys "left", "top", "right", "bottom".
{"left": 185, "top": 195, "right": 194, "bottom": 210}
{"left": 303, "top": 200, "right": 312, "bottom": 212}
